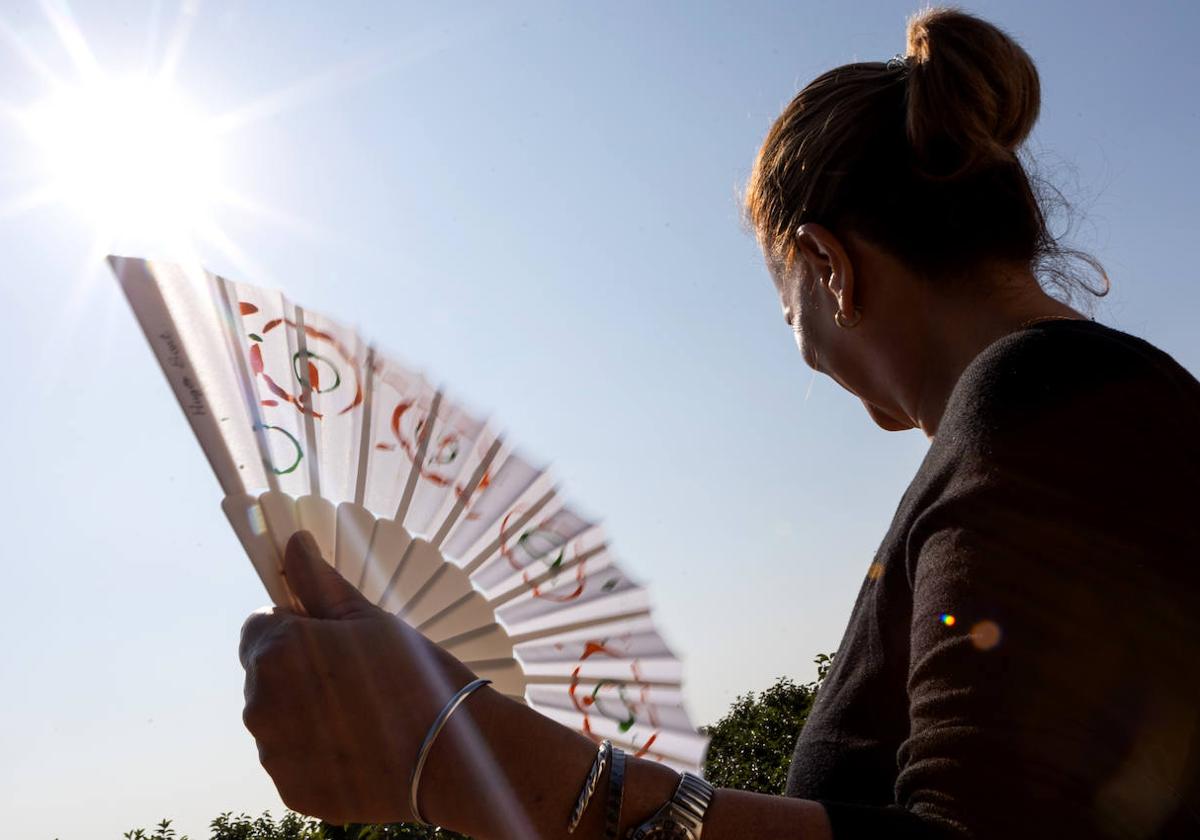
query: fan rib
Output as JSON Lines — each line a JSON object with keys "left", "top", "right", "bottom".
{"left": 436, "top": 621, "right": 507, "bottom": 653}
{"left": 392, "top": 557, "right": 447, "bottom": 621}
{"left": 394, "top": 390, "right": 442, "bottom": 523}
{"left": 352, "top": 345, "right": 377, "bottom": 508}
{"left": 507, "top": 608, "right": 653, "bottom": 646}
{"left": 430, "top": 435, "right": 503, "bottom": 550}
{"left": 371, "top": 527, "right": 418, "bottom": 605}
{"left": 413, "top": 589, "right": 475, "bottom": 634}
{"left": 294, "top": 306, "right": 322, "bottom": 497}
{"left": 213, "top": 274, "right": 279, "bottom": 495}
{"left": 521, "top": 673, "right": 682, "bottom": 690}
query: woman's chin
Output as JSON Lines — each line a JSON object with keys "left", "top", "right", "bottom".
{"left": 862, "top": 399, "right": 914, "bottom": 432}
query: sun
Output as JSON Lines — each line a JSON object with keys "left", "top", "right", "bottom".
{"left": 5, "top": 0, "right": 427, "bottom": 280}
{"left": 21, "top": 75, "right": 223, "bottom": 243}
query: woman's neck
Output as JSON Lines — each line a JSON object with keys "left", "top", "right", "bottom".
{"left": 908, "top": 281, "right": 1084, "bottom": 438}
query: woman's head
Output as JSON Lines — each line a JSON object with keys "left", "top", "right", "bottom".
{"left": 748, "top": 7, "right": 1049, "bottom": 282}
{"left": 746, "top": 7, "right": 1106, "bottom": 435}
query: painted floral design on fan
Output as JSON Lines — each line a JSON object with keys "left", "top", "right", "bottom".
{"left": 497, "top": 507, "right": 596, "bottom": 602}
{"left": 568, "top": 639, "right": 662, "bottom": 759}
{"left": 239, "top": 302, "right": 363, "bottom": 418}
{"left": 373, "top": 395, "right": 470, "bottom": 488}
{"left": 253, "top": 423, "right": 303, "bottom": 475}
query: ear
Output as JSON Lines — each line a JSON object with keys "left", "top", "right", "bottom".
{"left": 795, "top": 223, "right": 856, "bottom": 314}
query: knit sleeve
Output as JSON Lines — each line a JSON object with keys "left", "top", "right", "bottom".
{"left": 807, "top": 328, "right": 1200, "bottom": 839}
{"left": 886, "top": 343, "right": 1200, "bottom": 839}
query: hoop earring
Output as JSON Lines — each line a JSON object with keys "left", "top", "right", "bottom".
{"left": 834, "top": 307, "right": 862, "bottom": 329}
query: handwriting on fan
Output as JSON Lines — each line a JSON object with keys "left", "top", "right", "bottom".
{"left": 158, "top": 331, "right": 208, "bottom": 417}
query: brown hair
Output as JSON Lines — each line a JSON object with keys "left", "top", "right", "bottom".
{"left": 744, "top": 7, "right": 1107, "bottom": 299}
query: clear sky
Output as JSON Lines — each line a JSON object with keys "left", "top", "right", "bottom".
{"left": 2, "top": 1, "right": 1198, "bottom": 837}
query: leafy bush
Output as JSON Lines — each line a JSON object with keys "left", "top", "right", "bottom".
{"left": 123, "top": 813, "right": 468, "bottom": 840}
{"left": 700, "top": 653, "right": 833, "bottom": 794}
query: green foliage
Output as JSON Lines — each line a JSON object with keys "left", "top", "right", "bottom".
{"left": 125, "top": 820, "right": 186, "bottom": 840}
{"left": 123, "top": 814, "right": 469, "bottom": 840}
{"left": 209, "top": 812, "right": 319, "bottom": 839}
{"left": 700, "top": 653, "right": 834, "bottom": 795}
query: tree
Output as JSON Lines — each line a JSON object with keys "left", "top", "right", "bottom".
{"left": 125, "top": 814, "right": 468, "bottom": 840}
{"left": 700, "top": 653, "right": 834, "bottom": 794}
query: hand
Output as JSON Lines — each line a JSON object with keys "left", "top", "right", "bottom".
{"left": 239, "top": 530, "right": 478, "bottom": 825}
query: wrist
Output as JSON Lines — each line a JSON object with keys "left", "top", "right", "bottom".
{"left": 418, "top": 684, "right": 682, "bottom": 840}
{"left": 417, "top": 683, "right": 509, "bottom": 833}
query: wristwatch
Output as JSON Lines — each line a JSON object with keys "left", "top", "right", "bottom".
{"left": 626, "top": 771, "right": 715, "bottom": 839}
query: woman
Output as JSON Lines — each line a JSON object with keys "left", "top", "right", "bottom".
{"left": 238, "top": 8, "right": 1200, "bottom": 838}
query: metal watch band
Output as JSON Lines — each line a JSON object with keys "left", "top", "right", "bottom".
{"left": 664, "top": 772, "right": 714, "bottom": 837}
{"left": 627, "top": 770, "right": 715, "bottom": 839}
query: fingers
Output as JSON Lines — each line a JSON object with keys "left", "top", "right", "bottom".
{"left": 238, "top": 607, "right": 293, "bottom": 670}
{"left": 283, "top": 530, "right": 376, "bottom": 621}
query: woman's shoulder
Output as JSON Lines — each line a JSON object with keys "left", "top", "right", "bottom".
{"left": 938, "top": 318, "right": 1200, "bottom": 453}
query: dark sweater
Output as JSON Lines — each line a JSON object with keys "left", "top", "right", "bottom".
{"left": 785, "top": 319, "right": 1200, "bottom": 839}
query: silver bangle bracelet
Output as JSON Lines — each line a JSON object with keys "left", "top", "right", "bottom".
{"left": 567, "top": 739, "right": 612, "bottom": 833}
{"left": 409, "top": 677, "right": 492, "bottom": 826}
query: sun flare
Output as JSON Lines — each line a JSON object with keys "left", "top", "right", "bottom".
{"left": 21, "top": 76, "right": 224, "bottom": 243}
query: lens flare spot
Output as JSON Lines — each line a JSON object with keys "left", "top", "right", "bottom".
{"left": 939, "top": 612, "right": 956, "bottom": 627}
{"left": 970, "top": 620, "right": 1002, "bottom": 650}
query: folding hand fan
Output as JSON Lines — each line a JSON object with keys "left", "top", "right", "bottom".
{"left": 109, "top": 255, "right": 708, "bottom": 774}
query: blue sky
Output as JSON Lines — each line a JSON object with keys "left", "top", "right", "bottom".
{"left": 2, "top": 1, "right": 1198, "bottom": 837}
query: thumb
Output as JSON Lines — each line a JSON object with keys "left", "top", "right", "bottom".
{"left": 283, "top": 530, "right": 375, "bottom": 620}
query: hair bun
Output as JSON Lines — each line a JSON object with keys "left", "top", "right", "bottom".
{"left": 904, "top": 7, "right": 1040, "bottom": 178}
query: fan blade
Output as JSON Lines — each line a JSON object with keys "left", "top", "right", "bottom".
{"left": 223, "top": 283, "right": 317, "bottom": 498}
{"left": 396, "top": 542, "right": 474, "bottom": 626}
{"left": 290, "top": 306, "right": 369, "bottom": 505}
{"left": 417, "top": 589, "right": 496, "bottom": 642}
{"left": 428, "top": 433, "right": 505, "bottom": 549}
{"left": 258, "top": 491, "right": 300, "bottom": 563}
{"left": 361, "top": 359, "right": 436, "bottom": 520}
{"left": 467, "top": 657, "right": 526, "bottom": 697}
{"left": 295, "top": 494, "right": 336, "bottom": 564}
{"left": 437, "top": 622, "right": 514, "bottom": 663}
{"left": 360, "top": 517, "right": 413, "bottom": 606}
{"left": 333, "top": 501, "right": 375, "bottom": 583}
{"left": 376, "top": 532, "right": 439, "bottom": 613}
